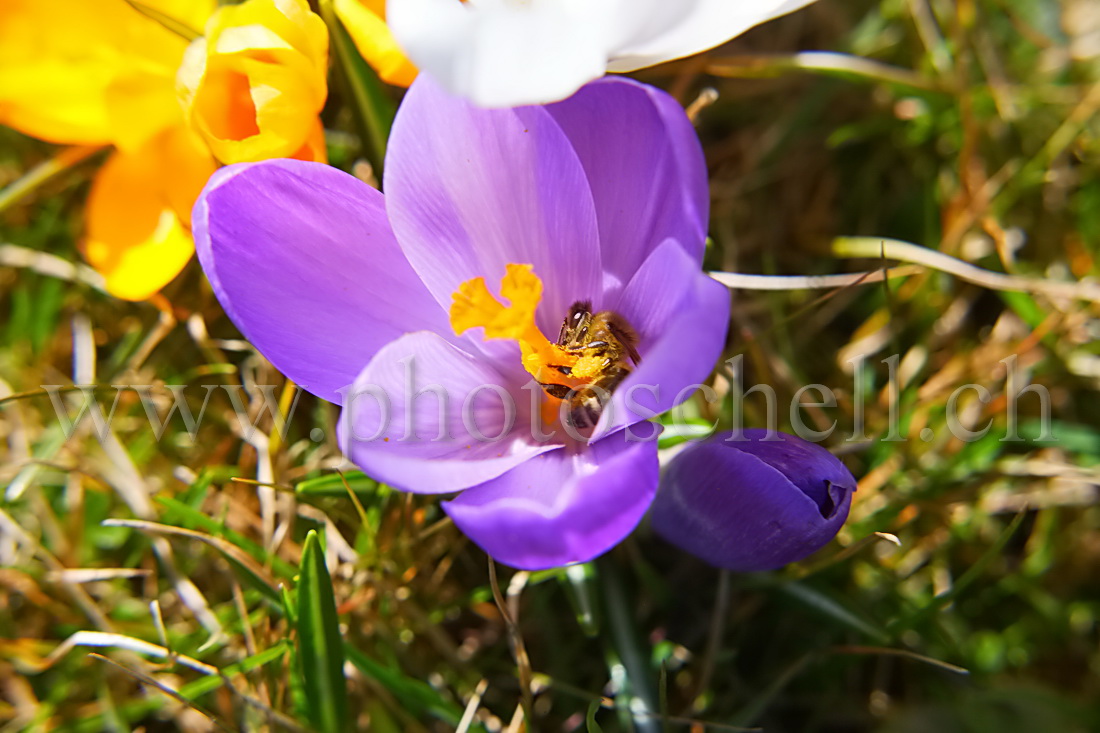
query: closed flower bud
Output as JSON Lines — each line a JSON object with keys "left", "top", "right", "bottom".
{"left": 651, "top": 429, "right": 857, "bottom": 572}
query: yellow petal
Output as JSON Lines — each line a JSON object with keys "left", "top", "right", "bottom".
{"left": 83, "top": 126, "right": 216, "bottom": 301}
{"left": 0, "top": 61, "right": 113, "bottom": 144}
{"left": 140, "top": 0, "right": 217, "bottom": 36}
{"left": 180, "top": 0, "right": 329, "bottom": 165}
{"left": 206, "top": 0, "right": 328, "bottom": 85}
{"left": 187, "top": 51, "right": 320, "bottom": 162}
{"left": 289, "top": 117, "right": 329, "bottom": 163}
{"left": 333, "top": 0, "right": 417, "bottom": 87}
{"left": 0, "top": 0, "right": 213, "bottom": 146}
{"left": 104, "top": 67, "right": 185, "bottom": 152}
{"left": 158, "top": 126, "right": 221, "bottom": 227}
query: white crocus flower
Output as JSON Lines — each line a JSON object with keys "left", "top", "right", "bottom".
{"left": 386, "top": 0, "right": 818, "bottom": 107}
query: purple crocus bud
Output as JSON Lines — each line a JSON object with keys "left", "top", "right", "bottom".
{"left": 650, "top": 430, "right": 857, "bottom": 572}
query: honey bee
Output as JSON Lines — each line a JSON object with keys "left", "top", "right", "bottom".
{"left": 539, "top": 300, "right": 641, "bottom": 429}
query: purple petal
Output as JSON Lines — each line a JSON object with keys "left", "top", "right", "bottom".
{"left": 384, "top": 75, "right": 602, "bottom": 334}
{"left": 650, "top": 431, "right": 858, "bottom": 572}
{"left": 443, "top": 430, "right": 659, "bottom": 570}
{"left": 545, "top": 77, "right": 708, "bottom": 296}
{"left": 194, "top": 159, "right": 448, "bottom": 405}
{"left": 336, "top": 330, "right": 556, "bottom": 494}
{"left": 598, "top": 239, "right": 729, "bottom": 433}
{"left": 728, "top": 429, "right": 857, "bottom": 517}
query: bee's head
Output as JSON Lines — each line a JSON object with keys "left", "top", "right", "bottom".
{"left": 568, "top": 300, "right": 593, "bottom": 324}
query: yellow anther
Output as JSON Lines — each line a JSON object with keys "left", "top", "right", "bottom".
{"left": 450, "top": 264, "right": 577, "bottom": 382}
{"left": 451, "top": 263, "right": 539, "bottom": 340}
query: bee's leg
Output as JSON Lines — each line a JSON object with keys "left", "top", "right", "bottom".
{"left": 590, "top": 365, "right": 630, "bottom": 395}
{"left": 566, "top": 366, "right": 631, "bottom": 429}
{"left": 567, "top": 387, "right": 602, "bottom": 430}
{"left": 539, "top": 382, "right": 572, "bottom": 400}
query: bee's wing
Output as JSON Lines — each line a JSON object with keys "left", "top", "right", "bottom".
{"left": 608, "top": 319, "right": 641, "bottom": 364}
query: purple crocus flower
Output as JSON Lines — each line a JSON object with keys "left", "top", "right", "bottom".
{"left": 651, "top": 429, "right": 857, "bottom": 571}
{"left": 193, "top": 76, "right": 729, "bottom": 570}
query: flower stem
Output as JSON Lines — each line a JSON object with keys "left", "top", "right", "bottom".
{"left": 122, "top": 1, "right": 201, "bottom": 41}
{"left": 318, "top": 0, "right": 395, "bottom": 177}
{"left": 594, "top": 554, "right": 660, "bottom": 733}
{"left": 690, "top": 570, "right": 731, "bottom": 710}
{"left": 488, "top": 559, "right": 535, "bottom": 729}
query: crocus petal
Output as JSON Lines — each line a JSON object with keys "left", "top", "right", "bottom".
{"left": 333, "top": 0, "right": 417, "bottom": 87}
{"left": 158, "top": 125, "right": 220, "bottom": 231}
{"left": 650, "top": 430, "right": 857, "bottom": 572}
{"left": 83, "top": 126, "right": 216, "bottom": 301}
{"left": 178, "top": 0, "right": 328, "bottom": 164}
{"left": 186, "top": 51, "right": 320, "bottom": 162}
{"left": 598, "top": 240, "right": 729, "bottom": 433}
{"left": 607, "top": 0, "right": 817, "bottom": 72}
{"left": 545, "top": 77, "right": 708, "bottom": 294}
{"left": 387, "top": 0, "right": 817, "bottom": 107}
{"left": 443, "top": 429, "right": 659, "bottom": 570}
{"left": 385, "top": 75, "right": 601, "bottom": 333}
{"left": 203, "top": 0, "right": 328, "bottom": 89}
{"left": 386, "top": 0, "right": 611, "bottom": 107}
{"left": 103, "top": 67, "right": 186, "bottom": 153}
{"left": 193, "top": 159, "right": 449, "bottom": 404}
{"left": 337, "top": 331, "right": 556, "bottom": 494}
{"left": 287, "top": 117, "right": 329, "bottom": 164}
{"left": 0, "top": 0, "right": 210, "bottom": 146}
{"left": 136, "top": 0, "right": 218, "bottom": 36}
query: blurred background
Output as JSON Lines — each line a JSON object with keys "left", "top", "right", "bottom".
{"left": 1, "top": 0, "right": 1099, "bottom": 730}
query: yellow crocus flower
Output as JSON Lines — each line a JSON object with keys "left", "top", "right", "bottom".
{"left": 83, "top": 125, "right": 214, "bottom": 301}
{"left": 177, "top": 0, "right": 330, "bottom": 164}
{"left": 0, "top": 0, "right": 343, "bottom": 301}
{"left": 0, "top": 0, "right": 211, "bottom": 148}
{"left": 0, "top": 0, "right": 218, "bottom": 300}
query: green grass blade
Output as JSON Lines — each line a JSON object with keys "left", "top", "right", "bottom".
{"left": 295, "top": 470, "right": 377, "bottom": 497}
{"left": 780, "top": 581, "right": 889, "bottom": 642}
{"left": 890, "top": 512, "right": 1028, "bottom": 633}
{"left": 297, "top": 530, "right": 349, "bottom": 733}
{"left": 343, "top": 644, "right": 465, "bottom": 726}
{"left": 585, "top": 699, "right": 606, "bottom": 733}
{"left": 594, "top": 556, "right": 660, "bottom": 733}
{"left": 318, "top": 0, "right": 396, "bottom": 175}
{"left": 155, "top": 496, "right": 298, "bottom": 579}
{"left": 102, "top": 518, "right": 284, "bottom": 604}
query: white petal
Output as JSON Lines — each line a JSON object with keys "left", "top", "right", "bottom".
{"left": 606, "top": 0, "right": 818, "bottom": 72}
{"left": 387, "top": 0, "right": 612, "bottom": 107}
{"left": 387, "top": 0, "right": 818, "bottom": 106}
